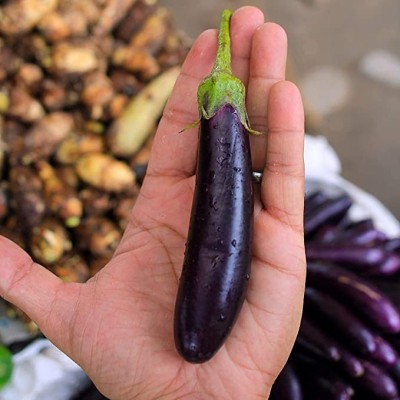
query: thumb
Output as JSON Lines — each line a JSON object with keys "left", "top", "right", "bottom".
{"left": 0, "top": 236, "right": 79, "bottom": 348}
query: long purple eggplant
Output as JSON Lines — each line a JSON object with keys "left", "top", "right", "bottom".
{"left": 298, "top": 317, "right": 364, "bottom": 377}
{"left": 298, "top": 317, "right": 340, "bottom": 361}
{"left": 366, "top": 254, "right": 400, "bottom": 277}
{"left": 174, "top": 10, "right": 258, "bottom": 363}
{"left": 354, "top": 361, "right": 399, "bottom": 399}
{"left": 312, "top": 375, "right": 354, "bottom": 400}
{"left": 304, "top": 288, "right": 377, "bottom": 355}
{"left": 304, "top": 191, "right": 328, "bottom": 215}
{"left": 270, "top": 363, "right": 303, "bottom": 400}
{"left": 384, "top": 238, "right": 400, "bottom": 253}
{"left": 333, "top": 219, "right": 386, "bottom": 246}
{"left": 369, "top": 336, "right": 399, "bottom": 367}
{"left": 305, "top": 243, "right": 386, "bottom": 268}
{"left": 294, "top": 354, "right": 355, "bottom": 400}
{"left": 304, "top": 194, "right": 352, "bottom": 237}
{"left": 307, "top": 262, "right": 400, "bottom": 333}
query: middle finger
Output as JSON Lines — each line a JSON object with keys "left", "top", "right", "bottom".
{"left": 247, "top": 23, "right": 288, "bottom": 171}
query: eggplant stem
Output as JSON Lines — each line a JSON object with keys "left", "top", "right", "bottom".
{"left": 213, "top": 10, "right": 233, "bottom": 75}
{"left": 196, "top": 10, "right": 262, "bottom": 136}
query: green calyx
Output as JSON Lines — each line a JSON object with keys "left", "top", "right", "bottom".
{"left": 197, "top": 10, "right": 261, "bottom": 135}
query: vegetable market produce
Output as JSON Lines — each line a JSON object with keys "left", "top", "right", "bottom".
{"left": 270, "top": 190, "right": 400, "bottom": 399}
{"left": 0, "top": 0, "right": 188, "bottom": 324}
{"left": 173, "top": 10, "right": 258, "bottom": 363}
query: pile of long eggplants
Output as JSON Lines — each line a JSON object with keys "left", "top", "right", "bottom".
{"left": 270, "top": 190, "right": 400, "bottom": 400}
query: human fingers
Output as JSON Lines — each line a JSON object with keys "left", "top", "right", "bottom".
{"left": 147, "top": 7, "right": 265, "bottom": 179}
{"left": 237, "top": 84, "right": 304, "bottom": 371}
{"left": 230, "top": 6, "right": 265, "bottom": 86}
{"left": 247, "top": 23, "right": 288, "bottom": 171}
{"left": 260, "top": 80, "right": 305, "bottom": 230}
{"left": 0, "top": 236, "right": 79, "bottom": 349}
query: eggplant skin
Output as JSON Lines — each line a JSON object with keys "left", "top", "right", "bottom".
{"left": 174, "top": 104, "right": 253, "bottom": 363}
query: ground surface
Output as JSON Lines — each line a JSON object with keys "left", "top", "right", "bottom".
{"left": 160, "top": 0, "right": 400, "bottom": 220}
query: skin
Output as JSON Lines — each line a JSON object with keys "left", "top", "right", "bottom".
{"left": 0, "top": 7, "right": 306, "bottom": 400}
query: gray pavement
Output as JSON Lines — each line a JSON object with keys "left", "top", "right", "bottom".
{"left": 160, "top": 0, "right": 400, "bottom": 219}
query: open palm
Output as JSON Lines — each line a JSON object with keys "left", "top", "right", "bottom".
{"left": 0, "top": 7, "right": 305, "bottom": 400}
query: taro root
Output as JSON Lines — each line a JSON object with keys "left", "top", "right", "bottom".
{"left": 30, "top": 219, "right": 72, "bottom": 265}
{"left": 93, "top": 0, "right": 137, "bottom": 36}
{"left": 0, "top": 0, "right": 59, "bottom": 36}
{"left": 15, "top": 63, "right": 44, "bottom": 92}
{"left": 40, "top": 79, "right": 67, "bottom": 110}
{"left": 37, "top": 0, "right": 102, "bottom": 42}
{"left": 0, "top": 0, "right": 187, "bottom": 325}
{"left": 55, "top": 166, "right": 80, "bottom": 189}
{"left": 50, "top": 42, "right": 99, "bottom": 74}
{"left": 76, "top": 217, "right": 122, "bottom": 258}
{"left": 79, "top": 188, "right": 114, "bottom": 217}
{"left": 9, "top": 166, "right": 46, "bottom": 230}
{"left": 36, "top": 160, "right": 83, "bottom": 227}
{"left": 108, "top": 66, "right": 180, "bottom": 157}
{"left": 56, "top": 133, "right": 105, "bottom": 165}
{"left": 7, "top": 87, "right": 45, "bottom": 123}
{"left": 18, "top": 112, "right": 74, "bottom": 164}
{"left": 76, "top": 153, "right": 135, "bottom": 192}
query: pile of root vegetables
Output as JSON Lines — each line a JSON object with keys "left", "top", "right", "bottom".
{"left": 271, "top": 191, "right": 400, "bottom": 400}
{"left": 0, "top": 0, "right": 188, "bottom": 326}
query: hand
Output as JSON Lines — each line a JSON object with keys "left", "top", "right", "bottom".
{"left": 0, "top": 7, "right": 305, "bottom": 400}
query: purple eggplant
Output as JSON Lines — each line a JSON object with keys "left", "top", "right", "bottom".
{"left": 304, "top": 191, "right": 328, "bottom": 215}
{"left": 312, "top": 375, "right": 355, "bottom": 400}
{"left": 298, "top": 317, "right": 364, "bottom": 377}
{"left": 384, "top": 238, "right": 400, "bottom": 253}
{"left": 174, "top": 10, "right": 257, "bottom": 363}
{"left": 334, "top": 219, "right": 387, "bottom": 246}
{"left": 298, "top": 317, "right": 340, "bottom": 361}
{"left": 366, "top": 254, "right": 400, "bottom": 277}
{"left": 304, "top": 194, "right": 352, "bottom": 237}
{"left": 305, "top": 242, "right": 386, "bottom": 268}
{"left": 354, "top": 361, "right": 399, "bottom": 399}
{"left": 270, "top": 363, "right": 303, "bottom": 400}
{"left": 312, "top": 224, "right": 339, "bottom": 243}
{"left": 369, "top": 336, "right": 399, "bottom": 367}
{"left": 307, "top": 262, "right": 400, "bottom": 333}
{"left": 388, "top": 358, "right": 400, "bottom": 387}
{"left": 304, "top": 288, "right": 377, "bottom": 355}
{"left": 295, "top": 354, "right": 355, "bottom": 400}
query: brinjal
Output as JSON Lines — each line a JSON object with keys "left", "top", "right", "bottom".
{"left": 304, "top": 194, "right": 352, "bottom": 237}
{"left": 174, "top": 10, "right": 259, "bottom": 363}
{"left": 307, "top": 262, "right": 400, "bottom": 333}
{"left": 298, "top": 317, "right": 364, "bottom": 377}
{"left": 334, "top": 219, "right": 386, "bottom": 246}
{"left": 305, "top": 243, "right": 387, "bottom": 268}
{"left": 304, "top": 288, "right": 377, "bottom": 355}
{"left": 369, "top": 336, "right": 398, "bottom": 367}
{"left": 294, "top": 353, "right": 355, "bottom": 400}
{"left": 354, "top": 361, "right": 399, "bottom": 399}
{"left": 270, "top": 363, "right": 303, "bottom": 400}
{"left": 366, "top": 254, "right": 400, "bottom": 277}
{"left": 304, "top": 191, "right": 328, "bottom": 215}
